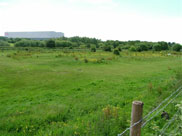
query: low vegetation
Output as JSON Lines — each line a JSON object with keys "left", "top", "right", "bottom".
{"left": 0, "top": 36, "right": 182, "bottom": 135}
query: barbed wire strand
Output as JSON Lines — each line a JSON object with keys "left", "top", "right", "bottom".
{"left": 142, "top": 89, "right": 182, "bottom": 127}
{"left": 117, "top": 86, "right": 182, "bottom": 136}
{"left": 142, "top": 86, "right": 182, "bottom": 121}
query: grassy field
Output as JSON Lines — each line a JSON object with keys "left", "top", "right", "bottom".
{"left": 0, "top": 49, "right": 182, "bottom": 136}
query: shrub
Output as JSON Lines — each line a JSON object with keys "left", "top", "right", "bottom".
{"left": 153, "top": 43, "right": 162, "bottom": 51}
{"left": 103, "top": 45, "right": 112, "bottom": 52}
{"left": 158, "top": 41, "right": 169, "bottom": 50}
{"left": 56, "top": 40, "right": 73, "bottom": 47}
{"left": 84, "top": 58, "right": 88, "bottom": 63}
{"left": 14, "top": 40, "right": 45, "bottom": 47}
{"left": 129, "top": 46, "right": 136, "bottom": 52}
{"left": 172, "top": 44, "right": 182, "bottom": 52}
{"left": 138, "top": 43, "right": 148, "bottom": 51}
{"left": 113, "top": 49, "right": 120, "bottom": 55}
{"left": 136, "top": 46, "right": 142, "bottom": 52}
{"left": 0, "top": 41, "right": 10, "bottom": 46}
{"left": 15, "top": 40, "right": 31, "bottom": 47}
{"left": 90, "top": 45, "right": 96, "bottom": 52}
{"left": 91, "top": 47, "right": 96, "bottom": 52}
{"left": 46, "top": 39, "right": 56, "bottom": 48}
{"left": 117, "top": 47, "right": 122, "bottom": 51}
{"left": 134, "top": 43, "right": 149, "bottom": 52}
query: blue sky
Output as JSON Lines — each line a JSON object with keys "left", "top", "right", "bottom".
{"left": 0, "top": 0, "right": 181, "bottom": 43}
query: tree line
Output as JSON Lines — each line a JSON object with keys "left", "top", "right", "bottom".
{"left": 0, "top": 36, "right": 181, "bottom": 52}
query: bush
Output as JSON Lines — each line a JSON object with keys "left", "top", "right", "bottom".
{"left": 136, "top": 46, "right": 142, "bottom": 52}
{"left": 158, "top": 41, "right": 169, "bottom": 50}
{"left": 117, "top": 47, "right": 122, "bottom": 51}
{"left": 113, "top": 49, "right": 120, "bottom": 55}
{"left": 153, "top": 43, "right": 162, "bottom": 51}
{"left": 91, "top": 47, "right": 96, "bottom": 52}
{"left": 135, "top": 43, "right": 148, "bottom": 51}
{"left": 0, "top": 41, "right": 10, "bottom": 46}
{"left": 90, "top": 45, "right": 96, "bottom": 52}
{"left": 129, "top": 46, "right": 136, "bottom": 52}
{"left": 46, "top": 39, "right": 56, "bottom": 48}
{"left": 15, "top": 40, "right": 31, "bottom": 47}
{"left": 56, "top": 40, "right": 73, "bottom": 47}
{"left": 15, "top": 40, "right": 45, "bottom": 47}
{"left": 103, "top": 45, "right": 112, "bottom": 52}
{"left": 172, "top": 44, "right": 182, "bottom": 52}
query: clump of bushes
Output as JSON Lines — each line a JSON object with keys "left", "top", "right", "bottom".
{"left": 55, "top": 40, "right": 73, "bottom": 48}
{"left": 153, "top": 42, "right": 169, "bottom": 51}
{"left": 113, "top": 49, "right": 120, "bottom": 55}
{"left": 103, "top": 45, "right": 112, "bottom": 52}
{"left": 172, "top": 44, "right": 182, "bottom": 52}
{"left": 0, "top": 41, "right": 10, "bottom": 47}
{"left": 46, "top": 39, "right": 56, "bottom": 48}
{"left": 15, "top": 40, "right": 45, "bottom": 47}
{"left": 129, "top": 46, "right": 136, "bottom": 52}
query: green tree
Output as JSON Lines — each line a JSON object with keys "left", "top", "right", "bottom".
{"left": 153, "top": 43, "right": 162, "bottom": 51}
{"left": 172, "top": 44, "right": 182, "bottom": 52}
{"left": 158, "top": 41, "right": 169, "bottom": 50}
{"left": 46, "top": 39, "right": 56, "bottom": 48}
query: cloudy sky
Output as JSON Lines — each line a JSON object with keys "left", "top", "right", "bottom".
{"left": 0, "top": 0, "right": 181, "bottom": 43}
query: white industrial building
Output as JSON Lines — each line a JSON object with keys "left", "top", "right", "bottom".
{"left": 4, "top": 31, "right": 64, "bottom": 40}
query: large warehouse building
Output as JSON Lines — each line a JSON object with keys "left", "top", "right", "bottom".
{"left": 4, "top": 31, "right": 64, "bottom": 40}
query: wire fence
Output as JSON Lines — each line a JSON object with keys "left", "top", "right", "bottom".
{"left": 117, "top": 86, "right": 182, "bottom": 136}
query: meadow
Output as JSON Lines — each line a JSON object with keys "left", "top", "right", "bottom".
{"left": 0, "top": 48, "right": 182, "bottom": 136}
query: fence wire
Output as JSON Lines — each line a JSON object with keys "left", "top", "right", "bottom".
{"left": 117, "top": 86, "right": 182, "bottom": 136}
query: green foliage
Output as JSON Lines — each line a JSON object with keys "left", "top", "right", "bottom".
{"left": 153, "top": 43, "right": 162, "bottom": 51}
{"left": 172, "top": 44, "right": 182, "bottom": 52}
{"left": 103, "top": 45, "right": 112, "bottom": 52}
{"left": 113, "top": 49, "right": 120, "bottom": 55}
{"left": 46, "top": 39, "right": 56, "bottom": 48}
{"left": 129, "top": 46, "right": 137, "bottom": 52}
{"left": 15, "top": 40, "right": 45, "bottom": 47}
{"left": 0, "top": 41, "right": 10, "bottom": 46}
{"left": 90, "top": 45, "right": 96, "bottom": 52}
{"left": 158, "top": 41, "right": 169, "bottom": 50}
{"left": 0, "top": 49, "right": 182, "bottom": 136}
{"left": 55, "top": 40, "right": 73, "bottom": 47}
{"left": 0, "top": 36, "right": 8, "bottom": 41}
{"left": 135, "top": 43, "right": 149, "bottom": 51}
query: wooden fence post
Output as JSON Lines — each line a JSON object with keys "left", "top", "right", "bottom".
{"left": 130, "top": 101, "right": 144, "bottom": 136}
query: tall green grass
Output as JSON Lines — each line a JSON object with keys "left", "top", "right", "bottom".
{"left": 0, "top": 49, "right": 181, "bottom": 136}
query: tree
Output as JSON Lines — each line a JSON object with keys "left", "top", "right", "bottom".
{"left": 172, "top": 44, "right": 182, "bottom": 52}
{"left": 136, "top": 43, "right": 148, "bottom": 51}
{"left": 158, "top": 41, "right": 169, "bottom": 50}
{"left": 46, "top": 39, "right": 56, "bottom": 48}
{"left": 153, "top": 43, "right": 162, "bottom": 51}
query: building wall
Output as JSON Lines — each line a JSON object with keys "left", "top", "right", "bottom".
{"left": 4, "top": 31, "right": 64, "bottom": 39}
